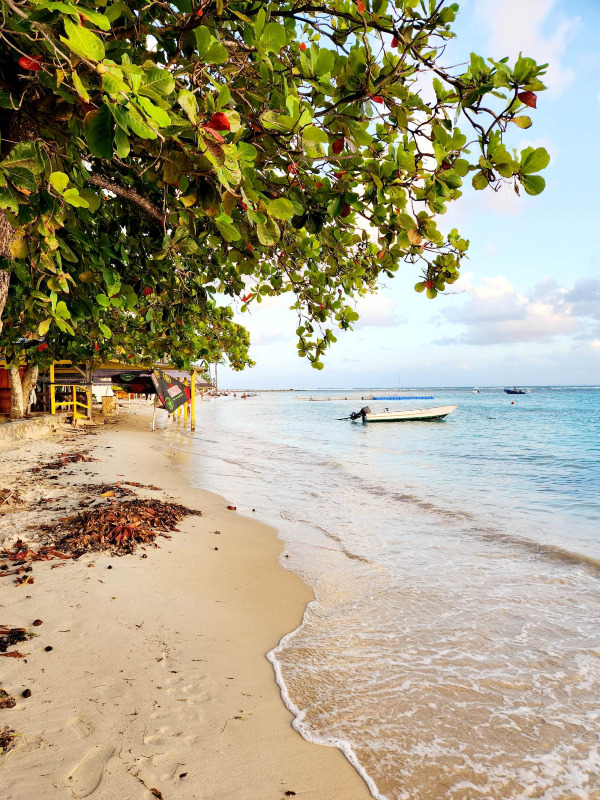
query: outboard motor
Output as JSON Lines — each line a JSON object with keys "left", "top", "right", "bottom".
{"left": 349, "top": 406, "right": 370, "bottom": 421}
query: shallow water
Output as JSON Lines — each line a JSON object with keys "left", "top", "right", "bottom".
{"left": 161, "top": 387, "right": 600, "bottom": 800}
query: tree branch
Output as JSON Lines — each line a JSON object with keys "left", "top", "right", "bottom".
{"left": 88, "top": 174, "right": 166, "bottom": 225}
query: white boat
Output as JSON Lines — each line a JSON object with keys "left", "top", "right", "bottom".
{"left": 349, "top": 405, "right": 457, "bottom": 422}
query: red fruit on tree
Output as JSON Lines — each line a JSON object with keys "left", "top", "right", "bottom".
{"left": 142, "top": 287, "right": 153, "bottom": 296}
{"left": 357, "top": 0, "right": 365, "bottom": 13}
{"left": 288, "top": 163, "right": 299, "bottom": 174}
{"left": 196, "top": 8, "right": 203, "bottom": 15}
{"left": 377, "top": 250, "right": 385, "bottom": 260}
{"left": 315, "top": 181, "right": 324, "bottom": 188}
{"left": 370, "top": 95, "right": 384, "bottom": 104}
{"left": 424, "top": 280, "right": 434, "bottom": 289}
{"left": 37, "top": 343, "right": 48, "bottom": 352}
{"left": 94, "top": 342, "right": 99, "bottom": 351}
{"left": 205, "top": 112, "right": 230, "bottom": 132}
{"left": 250, "top": 122, "right": 261, "bottom": 132}
{"left": 518, "top": 91, "right": 537, "bottom": 109}
{"left": 332, "top": 137, "right": 345, "bottom": 155}
{"left": 391, "top": 36, "right": 399, "bottom": 48}
{"left": 300, "top": 42, "right": 307, "bottom": 51}
{"left": 334, "top": 170, "right": 347, "bottom": 178}
{"left": 18, "top": 55, "right": 43, "bottom": 71}
{"left": 341, "top": 202, "right": 351, "bottom": 217}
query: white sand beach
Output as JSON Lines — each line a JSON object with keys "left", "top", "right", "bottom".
{"left": 0, "top": 409, "right": 370, "bottom": 800}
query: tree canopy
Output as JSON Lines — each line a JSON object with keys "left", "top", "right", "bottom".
{"left": 0, "top": 0, "right": 550, "bottom": 372}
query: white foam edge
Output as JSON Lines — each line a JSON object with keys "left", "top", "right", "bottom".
{"left": 267, "top": 597, "right": 389, "bottom": 800}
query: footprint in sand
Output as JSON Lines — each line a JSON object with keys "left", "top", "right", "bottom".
{"left": 68, "top": 744, "right": 115, "bottom": 798}
{"left": 67, "top": 717, "right": 94, "bottom": 740}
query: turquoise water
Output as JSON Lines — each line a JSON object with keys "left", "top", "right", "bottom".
{"left": 163, "top": 387, "right": 600, "bottom": 799}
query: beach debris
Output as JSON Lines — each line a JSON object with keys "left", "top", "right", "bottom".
{"left": 44, "top": 646, "right": 53, "bottom": 652}
{"left": 32, "top": 451, "right": 96, "bottom": 473}
{"left": 124, "top": 481, "right": 161, "bottom": 491}
{"left": 32, "top": 620, "right": 43, "bottom": 627}
{"left": 47, "top": 499, "right": 201, "bottom": 557}
{"left": 0, "top": 689, "right": 16, "bottom": 709}
{"left": 0, "top": 489, "right": 25, "bottom": 509}
{"left": 214, "top": 547, "right": 218, "bottom": 551}
{"left": 0, "top": 626, "right": 28, "bottom": 654}
{"left": 0, "top": 726, "right": 16, "bottom": 753}
{"left": 81, "top": 482, "right": 135, "bottom": 499}
{"left": 22, "top": 689, "right": 31, "bottom": 698}
{"left": 284, "top": 792, "right": 297, "bottom": 797}
{"left": 214, "top": 531, "right": 221, "bottom": 535}
{"left": 226, "top": 505, "right": 236, "bottom": 511}
{"left": 150, "top": 790, "right": 164, "bottom": 799}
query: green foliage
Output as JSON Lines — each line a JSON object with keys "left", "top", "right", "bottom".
{"left": 0, "top": 0, "right": 549, "bottom": 369}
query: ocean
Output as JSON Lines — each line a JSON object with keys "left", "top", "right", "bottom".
{"left": 161, "top": 387, "right": 600, "bottom": 800}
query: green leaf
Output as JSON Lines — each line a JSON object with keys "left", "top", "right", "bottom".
{"left": 49, "top": 171, "right": 69, "bottom": 193}
{"left": 521, "top": 147, "right": 550, "bottom": 174}
{"left": 214, "top": 214, "right": 241, "bottom": 242}
{"left": 453, "top": 158, "right": 470, "bottom": 177}
{"left": 85, "top": 104, "right": 113, "bottom": 159}
{"left": 2, "top": 141, "right": 44, "bottom": 174}
{"left": 71, "top": 71, "right": 90, "bottom": 102}
{"left": 260, "top": 22, "right": 287, "bottom": 52}
{"left": 314, "top": 49, "right": 335, "bottom": 76}
{"left": 61, "top": 17, "right": 105, "bottom": 62}
{"left": 63, "top": 187, "right": 90, "bottom": 208}
{"left": 98, "top": 322, "right": 112, "bottom": 339}
{"left": 79, "top": 189, "right": 101, "bottom": 212}
{"left": 8, "top": 167, "right": 36, "bottom": 193}
{"left": 96, "top": 293, "right": 110, "bottom": 307}
{"left": 178, "top": 90, "right": 198, "bottom": 124}
{"left": 137, "top": 96, "right": 171, "bottom": 127}
{"left": 520, "top": 174, "right": 546, "bottom": 196}
{"left": 257, "top": 218, "right": 280, "bottom": 246}
{"left": 114, "top": 126, "right": 130, "bottom": 158}
{"left": 77, "top": 7, "right": 111, "bottom": 31}
{"left": 38, "top": 318, "right": 52, "bottom": 336}
{"left": 267, "top": 198, "right": 294, "bottom": 220}
{"left": 472, "top": 171, "right": 488, "bottom": 190}
{"left": 0, "top": 185, "right": 19, "bottom": 213}
{"left": 512, "top": 116, "right": 532, "bottom": 129}
{"left": 139, "top": 68, "right": 176, "bottom": 98}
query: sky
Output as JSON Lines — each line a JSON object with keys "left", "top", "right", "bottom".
{"left": 220, "top": 0, "right": 600, "bottom": 389}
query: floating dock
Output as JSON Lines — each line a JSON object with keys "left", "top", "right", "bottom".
{"left": 298, "top": 395, "right": 435, "bottom": 401}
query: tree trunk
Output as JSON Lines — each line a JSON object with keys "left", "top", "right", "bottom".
{"left": 8, "top": 364, "right": 38, "bottom": 420}
{"left": 22, "top": 364, "right": 39, "bottom": 415}
{"left": 8, "top": 367, "right": 24, "bottom": 420}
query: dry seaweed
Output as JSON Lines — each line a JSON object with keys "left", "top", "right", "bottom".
{"left": 32, "top": 452, "right": 96, "bottom": 473}
{"left": 0, "top": 490, "right": 24, "bottom": 509}
{"left": 123, "top": 481, "right": 162, "bottom": 491}
{"left": 0, "top": 690, "right": 15, "bottom": 710}
{"left": 0, "top": 726, "right": 16, "bottom": 753}
{"left": 49, "top": 499, "right": 201, "bottom": 556}
{"left": 0, "top": 627, "right": 27, "bottom": 654}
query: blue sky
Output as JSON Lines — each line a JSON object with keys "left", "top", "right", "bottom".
{"left": 221, "top": 0, "right": 600, "bottom": 389}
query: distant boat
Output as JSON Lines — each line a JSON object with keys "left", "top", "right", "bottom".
{"left": 348, "top": 405, "right": 457, "bottom": 423}
{"left": 504, "top": 388, "right": 527, "bottom": 395}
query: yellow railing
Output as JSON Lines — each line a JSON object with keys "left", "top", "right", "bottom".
{"left": 49, "top": 363, "right": 91, "bottom": 419}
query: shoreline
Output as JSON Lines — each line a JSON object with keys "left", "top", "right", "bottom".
{"left": 0, "top": 407, "right": 372, "bottom": 800}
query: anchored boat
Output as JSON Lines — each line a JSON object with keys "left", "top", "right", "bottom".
{"left": 504, "top": 388, "right": 527, "bottom": 395}
{"left": 348, "top": 405, "right": 457, "bottom": 423}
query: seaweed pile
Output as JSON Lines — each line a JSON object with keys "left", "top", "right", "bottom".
{"left": 49, "top": 499, "right": 202, "bottom": 556}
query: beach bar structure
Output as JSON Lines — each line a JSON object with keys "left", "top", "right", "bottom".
{"left": 0, "top": 359, "right": 212, "bottom": 431}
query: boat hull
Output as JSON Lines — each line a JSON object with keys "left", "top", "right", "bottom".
{"left": 360, "top": 405, "right": 458, "bottom": 423}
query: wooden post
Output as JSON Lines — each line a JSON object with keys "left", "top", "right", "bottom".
{"left": 184, "top": 378, "right": 188, "bottom": 427}
{"left": 191, "top": 371, "right": 196, "bottom": 431}
{"left": 50, "top": 362, "right": 56, "bottom": 415}
{"left": 72, "top": 385, "right": 77, "bottom": 418}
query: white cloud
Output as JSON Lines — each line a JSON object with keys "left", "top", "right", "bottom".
{"left": 474, "top": 0, "right": 580, "bottom": 97}
{"left": 438, "top": 274, "right": 600, "bottom": 345}
{"left": 353, "top": 293, "right": 405, "bottom": 328}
